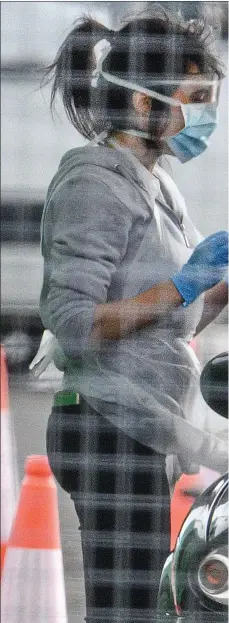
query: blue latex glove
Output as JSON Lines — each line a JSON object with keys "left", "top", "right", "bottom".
{"left": 171, "top": 231, "right": 228, "bottom": 306}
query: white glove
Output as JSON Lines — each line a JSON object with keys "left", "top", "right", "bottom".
{"left": 29, "top": 330, "right": 57, "bottom": 378}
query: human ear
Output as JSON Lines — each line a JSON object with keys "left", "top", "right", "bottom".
{"left": 132, "top": 92, "right": 152, "bottom": 115}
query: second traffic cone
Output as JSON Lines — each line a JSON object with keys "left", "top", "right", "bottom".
{"left": 1, "top": 455, "right": 68, "bottom": 622}
{"left": 1, "top": 345, "right": 18, "bottom": 574}
{"left": 170, "top": 470, "right": 205, "bottom": 551}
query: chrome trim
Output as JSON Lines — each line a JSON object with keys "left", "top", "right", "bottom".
{"left": 205, "top": 477, "right": 229, "bottom": 541}
{"left": 198, "top": 551, "right": 228, "bottom": 605}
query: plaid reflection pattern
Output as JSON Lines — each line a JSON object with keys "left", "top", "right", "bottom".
{"left": 46, "top": 400, "right": 170, "bottom": 622}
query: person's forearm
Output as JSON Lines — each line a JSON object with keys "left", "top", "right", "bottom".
{"left": 90, "top": 280, "right": 183, "bottom": 342}
{"left": 194, "top": 281, "right": 228, "bottom": 337}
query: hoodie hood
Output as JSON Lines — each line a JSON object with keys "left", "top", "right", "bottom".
{"left": 45, "top": 142, "right": 150, "bottom": 206}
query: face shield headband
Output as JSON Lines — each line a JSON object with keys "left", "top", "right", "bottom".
{"left": 91, "top": 39, "right": 219, "bottom": 162}
{"left": 91, "top": 39, "right": 218, "bottom": 105}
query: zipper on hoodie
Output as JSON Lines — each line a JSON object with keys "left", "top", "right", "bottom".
{"left": 153, "top": 169, "right": 192, "bottom": 248}
{"left": 179, "top": 219, "right": 191, "bottom": 248}
{"left": 156, "top": 196, "right": 191, "bottom": 248}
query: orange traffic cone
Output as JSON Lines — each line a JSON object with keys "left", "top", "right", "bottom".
{"left": 1, "top": 455, "right": 68, "bottom": 621}
{"left": 1, "top": 345, "right": 18, "bottom": 573}
{"left": 170, "top": 466, "right": 221, "bottom": 551}
{"left": 170, "top": 471, "right": 205, "bottom": 551}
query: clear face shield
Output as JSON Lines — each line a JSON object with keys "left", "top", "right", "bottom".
{"left": 91, "top": 39, "right": 220, "bottom": 162}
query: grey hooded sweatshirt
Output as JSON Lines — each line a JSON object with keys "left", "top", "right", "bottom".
{"left": 40, "top": 140, "right": 228, "bottom": 474}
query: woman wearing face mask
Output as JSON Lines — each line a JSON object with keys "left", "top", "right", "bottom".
{"left": 36, "top": 7, "right": 228, "bottom": 621}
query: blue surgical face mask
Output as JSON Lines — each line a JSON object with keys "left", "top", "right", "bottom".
{"left": 164, "top": 102, "right": 218, "bottom": 163}
{"left": 91, "top": 39, "right": 219, "bottom": 162}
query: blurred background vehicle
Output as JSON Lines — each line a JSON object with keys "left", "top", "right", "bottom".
{"left": 1, "top": 189, "right": 44, "bottom": 371}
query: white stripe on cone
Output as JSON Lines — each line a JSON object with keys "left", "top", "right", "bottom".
{"left": 1, "top": 409, "right": 18, "bottom": 543}
{"left": 1, "top": 547, "right": 68, "bottom": 621}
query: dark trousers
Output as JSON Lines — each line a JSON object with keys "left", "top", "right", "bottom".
{"left": 46, "top": 400, "right": 170, "bottom": 622}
